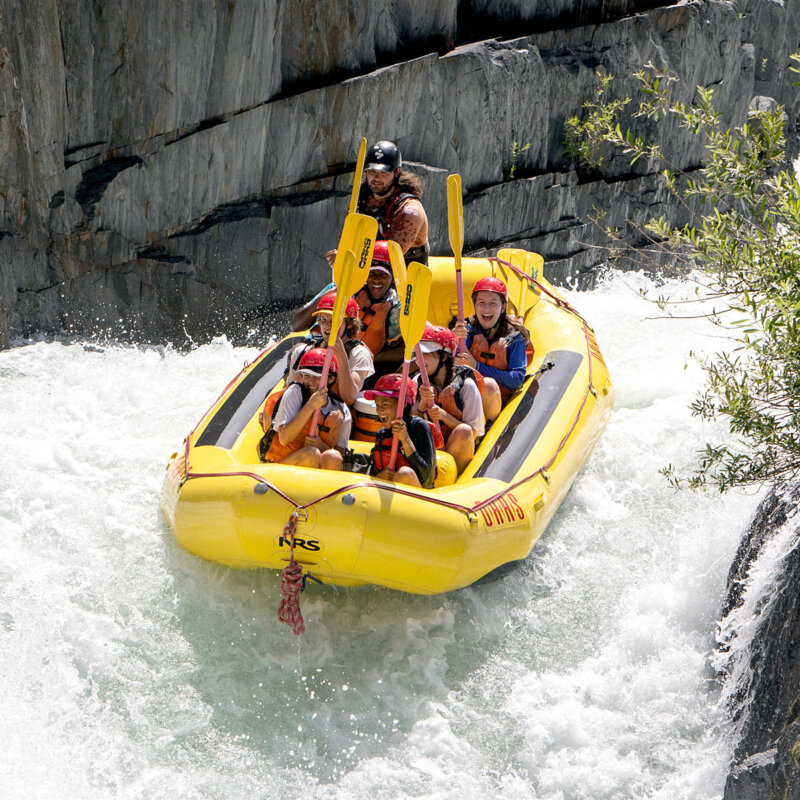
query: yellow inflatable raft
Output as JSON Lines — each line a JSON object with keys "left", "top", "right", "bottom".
{"left": 159, "top": 253, "right": 613, "bottom": 594}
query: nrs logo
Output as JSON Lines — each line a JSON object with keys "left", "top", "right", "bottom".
{"left": 478, "top": 492, "right": 526, "bottom": 528}
{"left": 359, "top": 238, "right": 372, "bottom": 271}
{"left": 278, "top": 536, "right": 321, "bottom": 552}
{"left": 403, "top": 283, "right": 413, "bottom": 315}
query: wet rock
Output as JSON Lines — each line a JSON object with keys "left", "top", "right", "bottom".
{"left": 1, "top": 0, "right": 799, "bottom": 341}
{"left": 719, "top": 480, "right": 800, "bottom": 800}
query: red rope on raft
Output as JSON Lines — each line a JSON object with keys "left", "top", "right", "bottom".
{"left": 276, "top": 511, "right": 306, "bottom": 635}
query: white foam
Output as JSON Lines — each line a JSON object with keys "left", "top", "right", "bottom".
{"left": 0, "top": 274, "right": 762, "bottom": 798}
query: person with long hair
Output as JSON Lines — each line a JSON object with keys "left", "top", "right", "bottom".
{"left": 413, "top": 324, "right": 484, "bottom": 474}
{"left": 325, "top": 139, "right": 429, "bottom": 269}
{"left": 453, "top": 277, "right": 531, "bottom": 417}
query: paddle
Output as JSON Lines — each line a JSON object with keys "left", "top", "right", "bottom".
{"left": 388, "top": 239, "right": 443, "bottom": 436}
{"left": 496, "top": 247, "right": 543, "bottom": 319}
{"left": 447, "top": 173, "right": 467, "bottom": 353}
{"left": 310, "top": 212, "right": 378, "bottom": 435}
{"left": 348, "top": 137, "right": 368, "bottom": 215}
{"left": 389, "top": 260, "right": 433, "bottom": 470}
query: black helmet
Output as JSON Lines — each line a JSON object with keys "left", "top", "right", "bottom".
{"left": 365, "top": 140, "right": 402, "bottom": 172}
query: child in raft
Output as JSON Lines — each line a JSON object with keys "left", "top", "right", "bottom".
{"left": 285, "top": 291, "right": 374, "bottom": 405}
{"left": 258, "top": 348, "right": 351, "bottom": 470}
{"left": 413, "top": 324, "right": 484, "bottom": 474}
{"left": 453, "top": 276, "right": 530, "bottom": 416}
{"left": 365, "top": 374, "right": 437, "bottom": 488}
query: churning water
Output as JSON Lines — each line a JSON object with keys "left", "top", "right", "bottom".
{"left": 1, "top": 271, "right": 764, "bottom": 800}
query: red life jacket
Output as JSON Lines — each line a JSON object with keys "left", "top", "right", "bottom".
{"left": 371, "top": 429, "right": 410, "bottom": 472}
{"left": 354, "top": 286, "right": 399, "bottom": 356}
{"left": 258, "top": 385, "right": 344, "bottom": 463}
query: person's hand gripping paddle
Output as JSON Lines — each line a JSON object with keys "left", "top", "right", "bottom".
{"left": 447, "top": 173, "right": 467, "bottom": 354}
{"left": 389, "top": 260, "right": 433, "bottom": 469}
{"left": 309, "top": 212, "right": 378, "bottom": 435}
{"left": 387, "top": 241, "right": 442, "bottom": 440}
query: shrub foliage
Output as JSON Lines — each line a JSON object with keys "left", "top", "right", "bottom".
{"left": 566, "top": 60, "right": 800, "bottom": 491}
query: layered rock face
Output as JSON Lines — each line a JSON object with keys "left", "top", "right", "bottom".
{"left": 718, "top": 480, "right": 800, "bottom": 800}
{"left": 1, "top": 0, "right": 798, "bottom": 342}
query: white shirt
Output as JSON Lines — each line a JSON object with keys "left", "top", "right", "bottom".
{"left": 272, "top": 383, "right": 352, "bottom": 448}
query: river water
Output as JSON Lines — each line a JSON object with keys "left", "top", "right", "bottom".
{"left": 1, "top": 271, "right": 763, "bottom": 800}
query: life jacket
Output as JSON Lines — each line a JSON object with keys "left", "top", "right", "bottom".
{"left": 354, "top": 286, "right": 399, "bottom": 356}
{"left": 370, "top": 421, "right": 441, "bottom": 476}
{"left": 469, "top": 327, "right": 531, "bottom": 400}
{"left": 289, "top": 335, "right": 368, "bottom": 397}
{"left": 258, "top": 384, "right": 344, "bottom": 463}
{"left": 358, "top": 187, "right": 421, "bottom": 240}
{"left": 436, "top": 366, "right": 484, "bottom": 440}
{"left": 371, "top": 428, "right": 410, "bottom": 472}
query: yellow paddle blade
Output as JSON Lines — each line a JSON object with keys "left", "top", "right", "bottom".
{"left": 496, "top": 247, "right": 543, "bottom": 316}
{"left": 525, "top": 251, "right": 544, "bottom": 286}
{"left": 327, "top": 249, "right": 356, "bottom": 347}
{"left": 399, "top": 261, "right": 433, "bottom": 360}
{"left": 387, "top": 240, "right": 408, "bottom": 296}
{"left": 333, "top": 212, "right": 378, "bottom": 298}
{"left": 348, "top": 137, "right": 367, "bottom": 215}
{"left": 446, "top": 174, "right": 464, "bottom": 262}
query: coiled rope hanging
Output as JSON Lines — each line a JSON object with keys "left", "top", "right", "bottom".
{"left": 276, "top": 511, "right": 305, "bottom": 634}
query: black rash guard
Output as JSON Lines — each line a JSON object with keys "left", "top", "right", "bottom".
{"left": 370, "top": 414, "right": 437, "bottom": 489}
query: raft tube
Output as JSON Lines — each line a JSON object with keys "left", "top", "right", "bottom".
{"left": 159, "top": 254, "right": 613, "bottom": 594}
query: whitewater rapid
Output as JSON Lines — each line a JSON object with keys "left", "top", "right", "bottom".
{"left": 1, "top": 271, "right": 763, "bottom": 800}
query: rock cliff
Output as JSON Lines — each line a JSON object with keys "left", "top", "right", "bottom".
{"left": 1, "top": 0, "right": 798, "bottom": 343}
{"left": 718, "top": 480, "right": 800, "bottom": 800}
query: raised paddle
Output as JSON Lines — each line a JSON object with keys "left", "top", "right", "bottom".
{"left": 387, "top": 239, "right": 408, "bottom": 294}
{"left": 387, "top": 239, "right": 442, "bottom": 437}
{"left": 447, "top": 173, "right": 467, "bottom": 353}
{"left": 348, "top": 138, "right": 368, "bottom": 215}
{"left": 389, "top": 260, "right": 433, "bottom": 470}
{"left": 310, "top": 212, "right": 378, "bottom": 435}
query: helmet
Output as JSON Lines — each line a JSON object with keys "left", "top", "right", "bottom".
{"left": 371, "top": 240, "right": 391, "bottom": 267}
{"left": 365, "top": 140, "right": 401, "bottom": 173}
{"left": 418, "top": 324, "right": 457, "bottom": 357}
{"left": 298, "top": 347, "right": 338, "bottom": 376}
{"left": 313, "top": 291, "right": 360, "bottom": 320}
{"left": 472, "top": 276, "right": 508, "bottom": 303}
{"left": 364, "top": 373, "right": 417, "bottom": 404}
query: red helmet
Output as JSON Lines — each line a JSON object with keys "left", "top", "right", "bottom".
{"left": 364, "top": 373, "right": 417, "bottom": 404}
{"left": 419, "top": 324, "right": 457, "bottom": 357}
{"left": 313, "top": 291, "right": 359, "bottom": 319}
{"left": 298, "top": 347, "right": 338, "bottom": 376}
{"left": 472, "top": 276, "right": 508, "bottom": 303}
{"left": 371, "top": 240, "right": 391, "bottom": 267}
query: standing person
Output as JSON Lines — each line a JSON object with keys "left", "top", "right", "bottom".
{"left": 354, "top": 241, "right": 404, "bottom": 387}
{"left": 258, "top": 349, "right": 351, "bottom": 470}
{"left": 365, "top": 374, "right": 437, "bottom": 489}
{"left": 413, "top": 325, "right": 485, "bottom": 474}
{"left": 326, "top": 139, "right": 429, "bottom": 268}
{"left": 453, "top": 277, "right": 530, "bottom": 415}
{"left": 285, "top": 291, "right": 374, "bottom": 405}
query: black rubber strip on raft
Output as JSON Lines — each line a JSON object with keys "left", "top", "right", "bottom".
{"left": 472, "top": 350, "right": 584, "bottom": 482}
{"left": 195, "top": 338, "right": 296, "bottom": 449}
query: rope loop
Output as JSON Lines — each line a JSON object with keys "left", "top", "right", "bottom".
{"left": 276, "top": 511, "right": 306, "bottom": 635}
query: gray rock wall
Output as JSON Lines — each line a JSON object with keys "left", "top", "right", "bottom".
{"left": 1, "top": 0, "right": 798, "bottom": 343}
